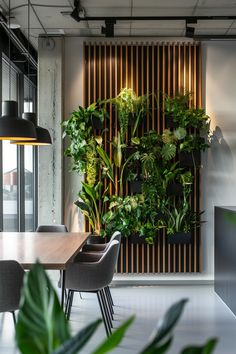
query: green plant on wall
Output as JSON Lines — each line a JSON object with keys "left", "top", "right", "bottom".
{"left": 110, "top": 88, "right": 149, "bottom": 143}
{"left": 62, "top": 100, "right": 106, "bottom": 181}
{"left": 75, "top": 181, "right": 109, "bottom": 235}
{"left": 163, "top": 202, "right": 204, "bottom": 236}
{"left": 63, "top": 90, "right": 211, "bottom": 245}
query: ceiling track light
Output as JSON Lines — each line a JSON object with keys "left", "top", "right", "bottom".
{"left": 101, "top": 19, "right": 116, "bottom": 37}
{"left": 70, "top": 0, "right": 85, "bottom": 22}
{"left": 185, "top": 19, "right": 197, "bottom": 38}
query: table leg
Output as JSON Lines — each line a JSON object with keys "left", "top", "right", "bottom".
{"left": 61, "top": 269, "right": 66, "bottom": 308}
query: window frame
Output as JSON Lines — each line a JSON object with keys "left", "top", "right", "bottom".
{"left": 0, "top": 54, "right": 38, "bottom": 232}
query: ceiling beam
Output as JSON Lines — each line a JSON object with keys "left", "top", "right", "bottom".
{"left": 62, "top": 14, "right": 236, "bottom": 21}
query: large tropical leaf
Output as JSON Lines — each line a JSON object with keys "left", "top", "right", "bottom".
{"left": 140, "top": 299, "right": 188, "bottom": 353}
{"left": 92, "top": 316, "right": 135, "bottom": 354}
{"left": 161, "top": 144, "right": 176, "bottom": 161}
{"left": 16, "top": 262, "right": 71, "bottom": 354}
{"left": 180, "top": 339, "right": 218, "bottom": 354}
{"left": 81, "top": 182, "right": 97, "bottom": 202}
{"left": 97, "top": 146, "right": 114, "bottom": 183}
{"left": 52, "top": 320, "right": 102, "bottom": 354}
{"left": 112, "top": 132, "right": 125, "bottom": 168}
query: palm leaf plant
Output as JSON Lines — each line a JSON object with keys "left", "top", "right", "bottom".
{"left": 75, "top": 181, "right": 109, "bottom": 235}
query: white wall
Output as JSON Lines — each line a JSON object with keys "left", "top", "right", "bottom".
{"left": 201, "top": 41, "right": 236, "bottom": 281}
{"left": 64, "top": 38, "right": 84, "bottom": 231}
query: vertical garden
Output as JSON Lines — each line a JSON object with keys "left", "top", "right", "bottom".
{"left": 63, "top": 42, "right": 209, "bottom": 273}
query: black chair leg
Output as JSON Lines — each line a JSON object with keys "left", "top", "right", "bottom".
{"left": 97, "top": 291, "right": 111, "bottom": 337}
{"left": 65, "top": 290, "right": 72, "bottom": 317}
{"left": 79, "top": 292, "right": 82, "bottom": 299}
{"left": 103, "top": 288, "right": 114, "bottom": 321}
{"left": 105, "top": 286, "right": 114, "bottom": 316}
{"left": 100, "top": 289, "right": 113, "bottom": 329}
{"left": 11, "top": 311, "right": 16, "bottom": 326}
{"left": 107, "top": 286, "right": 114, "bottom": 306}
{"left": 67, "top": 291, "right": 74, "bottom": 320}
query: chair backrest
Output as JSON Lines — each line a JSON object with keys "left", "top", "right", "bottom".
{"left": 66, "top": 240, "right": 120, "bottom": 291}
{"left": 103, "top": 231, "right": 121, "bottom": 251}
{"left": 110, "top": 231, "right": 121, "bottom": 243}
{"left": 36, "top": 224, "right": 68, "bottom": 233}
{"left": 97, "top": 240, "right": 120, "bottom": 286}
{"left": 0, "top": 260, "right": 25, "bottom": 313}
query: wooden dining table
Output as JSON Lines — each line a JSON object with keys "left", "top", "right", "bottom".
{"left": 0, "top": 232, "right": 90, "bottom": 307}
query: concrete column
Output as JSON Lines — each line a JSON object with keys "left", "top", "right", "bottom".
{"left": 38, "top": 37, "right": 64, "bottom": 225}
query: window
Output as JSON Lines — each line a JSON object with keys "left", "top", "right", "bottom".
{"left": 0, "top": 55, "right": 38, "bottom": 231}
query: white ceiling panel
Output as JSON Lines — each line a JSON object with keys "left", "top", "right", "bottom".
{"left": 0, "top": 0, "right": 236, "bottom": 49}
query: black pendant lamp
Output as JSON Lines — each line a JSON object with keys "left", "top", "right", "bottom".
{"left": 11, "top": 0, "right": 52, "bottom": 146}
{"left": 11, "top": 113, "right": 52, "bottom": 145}
{"left": 0, "top": 0, "right": 36, "bottom": 141}
{"left": 0, "top": 101, "right": 36, "bottom": 140}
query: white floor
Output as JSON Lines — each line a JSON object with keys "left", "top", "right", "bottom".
{"left": 1, "top": 284, "right": 236, "bottom": 354}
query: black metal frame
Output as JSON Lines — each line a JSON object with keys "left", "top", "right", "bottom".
{"left": 0, "top": 46, "right": 38, "bottom": 232}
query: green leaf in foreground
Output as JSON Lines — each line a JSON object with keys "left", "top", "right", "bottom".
{"left": 92, "top": 316, "right": 135, "bottom": 354}
{"left": 52, "top": 320, "right": 102, "bottom": 354}
{"left": 181, "top": 338, "right": 218, "bottom": 354}
{"left": 140, "top": 299, "right": 188, "bottom": 353}
{"left": 16, "top": 261, "right": 71, "bottom": 354}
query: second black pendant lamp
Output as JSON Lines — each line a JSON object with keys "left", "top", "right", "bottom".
{"left": 0, "top": 0, "right": 36, "bottom": 141}
{"left": 11, "top": 0, "right": 52, "bottom": 146}
{"left": 11, "top": 113, "right": 52, "bottom": 145}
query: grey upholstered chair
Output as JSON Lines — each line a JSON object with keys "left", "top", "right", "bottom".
{"left": 36, "top": 224, "right": 69, "bottom": 299}
{"left": 82, "top": 231, "right": 121, "bottom": 253}
{"left": 0, "top": 260, "right": 25, "bottom": 325}
{"left": 77, "top": 231, "right": 121, "bottom": 310}
{"left": 65, "top": 240, "right": 120, "bottom": 336}
{"left": 36, "top": 224, "right": 68, "bottom": 232}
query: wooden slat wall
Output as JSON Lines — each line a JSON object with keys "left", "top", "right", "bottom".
{"left": 84, "top": 42, "right": 202, "bottom": 273}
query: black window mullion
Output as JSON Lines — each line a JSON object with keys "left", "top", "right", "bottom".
{"left": 18, "top": 73, "right": 25, "bottom": 232}
{"left": 0, "top": 52, "right": 3, "bottom": 230}
{"left": 33, "top": 147, "right": 38, "bottom": 230}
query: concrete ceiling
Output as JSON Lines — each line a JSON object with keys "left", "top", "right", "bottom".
{"left": 1, "top": 0, "right": 236, "bottom": 48}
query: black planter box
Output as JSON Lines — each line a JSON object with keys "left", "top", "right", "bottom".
{"left": 91, "top": 116, "right": 103, "bottom": 130}
{"left": 125, "top": 146, "right": 137, "bottom": 158}
{"left": 167, "top": 232, "right": 192, "bottom": 244}
{"left": 179, "top": 151, "right": 201, "bottom": 167}
{"left": 165, "top": 115, "right": 178, "bottom": 129}
{"left": 130, "top": 180, "right": 142, "bottom": 194}
{"left": 87, "top": 234, "right": 106, "bottom": 245}
{"left": 129, "top": 234, "right": 145, "bottom": 245}
{"left": 167, "top": 183, "right": 183, "bottom": 196}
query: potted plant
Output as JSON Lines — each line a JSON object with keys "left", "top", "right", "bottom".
{"left": 163, "top": 202, "right": 204, "bottom": 244}
{"left": 75, "top": 181, "right": 109, "bottom": 243}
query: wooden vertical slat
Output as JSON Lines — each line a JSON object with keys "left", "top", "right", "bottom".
{"left": 162, "top": 43, "right": 166, "bottom": 273}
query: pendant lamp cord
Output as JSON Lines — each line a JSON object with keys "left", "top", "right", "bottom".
{"left": 27, "top": 0, "right": 30, "bottom": 112}
{"left": 8, "top": 0, "right": 11, "bottom": 100}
